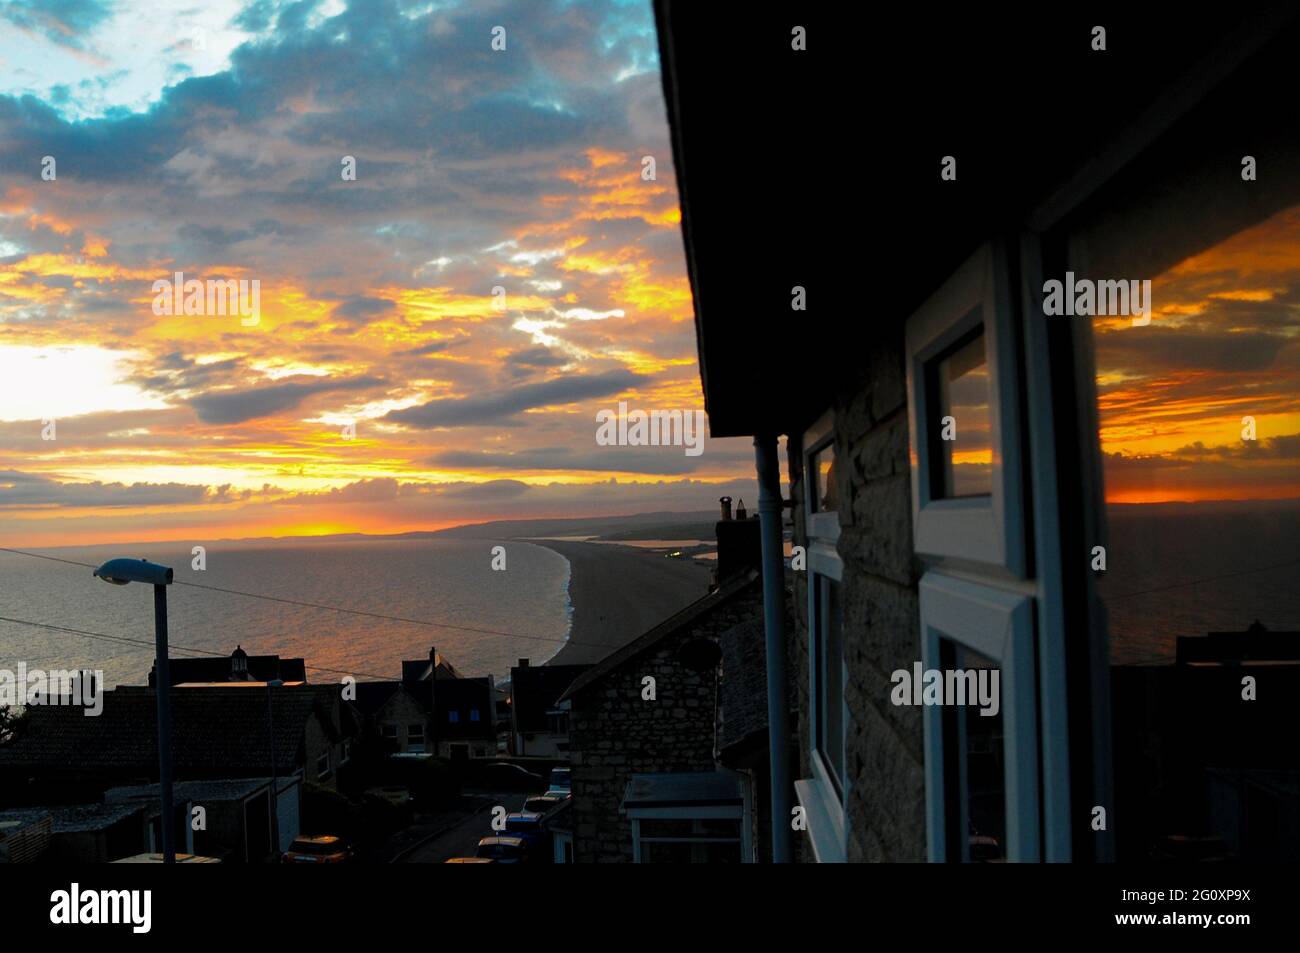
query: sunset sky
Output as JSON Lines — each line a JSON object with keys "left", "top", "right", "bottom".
{"left": 1095, "top": 204, "right": 1300, "bottom": 504}
{"left": 0, "top": 0, "right": 759, "bottom": 547}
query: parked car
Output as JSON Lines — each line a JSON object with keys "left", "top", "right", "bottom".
{"left": 502, "top": 811, "right": 545, "bottom": 850}
{"left": 481, "top": 762, "right": 545, "bottom": 791}
{"left": 474, "top": 835, "right": 530, "bottom": 863}
{"left": 444, "top": 857, "right": 494, "bottom": 863}
{"left": 283, "top": 835, "right": 352, "bottom": 864}
{"left": 544, "top": 767, "right": 571, "bottom": 797}
{"left": 524, "top": 794, "right": 567, "bottom": 815}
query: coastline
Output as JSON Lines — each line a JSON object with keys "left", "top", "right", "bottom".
{"left": 525, "top": 539, "right": 713, "bottom": 667}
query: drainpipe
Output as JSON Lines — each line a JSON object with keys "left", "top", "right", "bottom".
{"left": 755, "top": 433, "right": 792, "bottom": 862}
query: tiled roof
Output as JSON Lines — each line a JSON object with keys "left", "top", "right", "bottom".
{"left": 351, "top": 680, "right": 402, "bottom": 716}
{"left": 49, "top": 801, "right": 146, "bottom": 833}
{"left": 0, "top": 684, "right": 342, "bottom": 777}
{"left": 105, "top": 777, "right": 293, "bottom": 803}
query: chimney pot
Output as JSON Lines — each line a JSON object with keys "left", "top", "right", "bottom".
{"left": 719, "top": 496, "right": 733, "bottom": 521}
{"left": 519, "top": 658, "right": 530, "bottom": 668}
{"left": 736, "top": 498, "right": 747, "bottom": 520}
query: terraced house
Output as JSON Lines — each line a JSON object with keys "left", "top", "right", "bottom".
{"left": 657, "top": 2, "right": 1300, "bottom": 861}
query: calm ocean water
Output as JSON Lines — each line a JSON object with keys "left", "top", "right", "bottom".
{"left": 0, "top": 537, "right": 572, "bottom": 689}
{"left": 3, "top": 505, "right": 1295, "bottom": 687}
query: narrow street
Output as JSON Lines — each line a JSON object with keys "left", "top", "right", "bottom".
{"left": 400, "top": 792, "right": 527, "bottom": 863}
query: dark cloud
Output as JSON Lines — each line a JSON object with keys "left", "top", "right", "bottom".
{"left": 0, "top": 469, "right": 209, "bottom": 507}
{"left": 427, "top": 443, "right": 748, "bottom": 477}
{"left": 384, "top": 369, "right": 643, "bottom": 429}
{"left": 189, "top": 374, "right": 384, "bottom": 424}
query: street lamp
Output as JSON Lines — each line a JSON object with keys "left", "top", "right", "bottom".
{"left": 265, "top": 677, "right": 284, "bottom": 862}
{"left": 93, "top": 557, "right": 176, "bottom": 864}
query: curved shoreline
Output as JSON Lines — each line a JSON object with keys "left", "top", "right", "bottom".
{"left": 524, "top": 539, "right": 713, "bottom": 667}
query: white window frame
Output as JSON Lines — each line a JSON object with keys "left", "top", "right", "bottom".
{"left": 794, "top": 410, "right": 848, "bottom": 862}
{"left": 553, "top": 831, "right": 574, "bottom": 864}
{"left": 628, "top": 806, "right": 747, "bottom": 864}
{"left": 316, "top": 749, "right": 331, "bottom": 780}
{"left": 905, "top": 242, "right": 1026, "bottom": 577}
{"left": 803, "top": 411, "right": 841, "bottom": 544}
{"left": 919, "top": 571, "right": 1039, "bottom": 861}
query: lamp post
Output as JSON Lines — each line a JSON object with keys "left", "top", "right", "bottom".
{"left": 93, "top": 557, "right": 176, "bottom": 864}
{"left": 265, "top": 677, "right": 284, "bottom": 861}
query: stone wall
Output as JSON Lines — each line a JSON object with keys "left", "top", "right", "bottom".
{"left": 568, "top": 581, "right": 763, "bottom": 863}
{"left": 789, "top": 328, "right": 927, "bottom": 862}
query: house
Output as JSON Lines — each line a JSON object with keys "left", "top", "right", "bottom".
{"left": 655, "top": 1, "right": 1300, "bottom": 862}
{"left": 349, "top": 648, "right": 499, "bottom": 759}
{"left": 508, "top": 661, "right": 591, "bottom": 757}
{"left": 559, "top": 504, "right": 769, "bottom": 862}
{"left": 0, "top": 684, "right": 358, "bottom": 804}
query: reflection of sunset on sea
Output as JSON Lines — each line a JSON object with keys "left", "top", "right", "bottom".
{"left": 0, "top": 3, "right": 758, "bottom": 547}
{"left": 1095, "top": 205, "right": 1300, "bottom": 503}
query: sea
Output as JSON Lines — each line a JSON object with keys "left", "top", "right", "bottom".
{"left": 2, "top": 502, "right": 1296, "bottom": 690}
{"left": 0, "top": 537, "right": 572, "bottom": 690}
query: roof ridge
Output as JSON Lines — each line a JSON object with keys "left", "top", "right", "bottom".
{"left": 558, "top": 568, "right": 759, "bottom": 702}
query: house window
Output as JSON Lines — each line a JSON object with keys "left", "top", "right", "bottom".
{"left": 928, "top": 325, "right": 992, "bottom": 499}
{"left": 448, "top": 710, "right": 459, "bottom": 723}
{"left": 918, "top": 572, "right": 1037, "bottom": 861}
{"left": 808, "top": 438, "right": 837, "bottom": 513}
{"left": 316, "top": 750, "right": 331, "bottom": 780}
{"left": 381, "top": 724, "right": 398, "bottom": 740}
{"left": 794, "top": 411, "right": 848, "bottom": 863}
{"left": 469, "top": 709, "right": 480, "bottom": 722}
{"left": 1066, "top": 118, "right": 1300, "bottom": 860}
{"left": 905, "top": 242, "right": 1025, "bottom": 575}
{"left": 632, "top": 817, "right": 743, "bottom": 863}
{"left": 812, "top": 573, "right": 844, "bottom": 793}
{"left": 407, "top": 723, "right": 425, "bottom": 750}
{"left": 340, "top": 740, "right": 351, "bottom": 764}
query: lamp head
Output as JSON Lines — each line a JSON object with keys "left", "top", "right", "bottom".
{"left": 93, "top": 557, "right": 174, "bottom": 586}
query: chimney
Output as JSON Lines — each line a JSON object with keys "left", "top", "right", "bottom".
{"left": 518, "top": 658, "right": 530, "bottom": 669}
{"left": 715, "top": 496, "right": 761, "bottom": 584}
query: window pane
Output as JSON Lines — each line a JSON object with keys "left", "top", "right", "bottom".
{"left": 1089, "top": 202, "right": 1300, "bottom": 862}
{"left": 941, "top": 644, "right": 1005, "bottom": 862}
{"left": 931, "top": 320, "right": 993, "bottom": 498}
{"left": 815, "top": 575, "right": 844, "bottom": 792}
{"left": 810, "top": 442, "right": 837, "bottom": 512}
